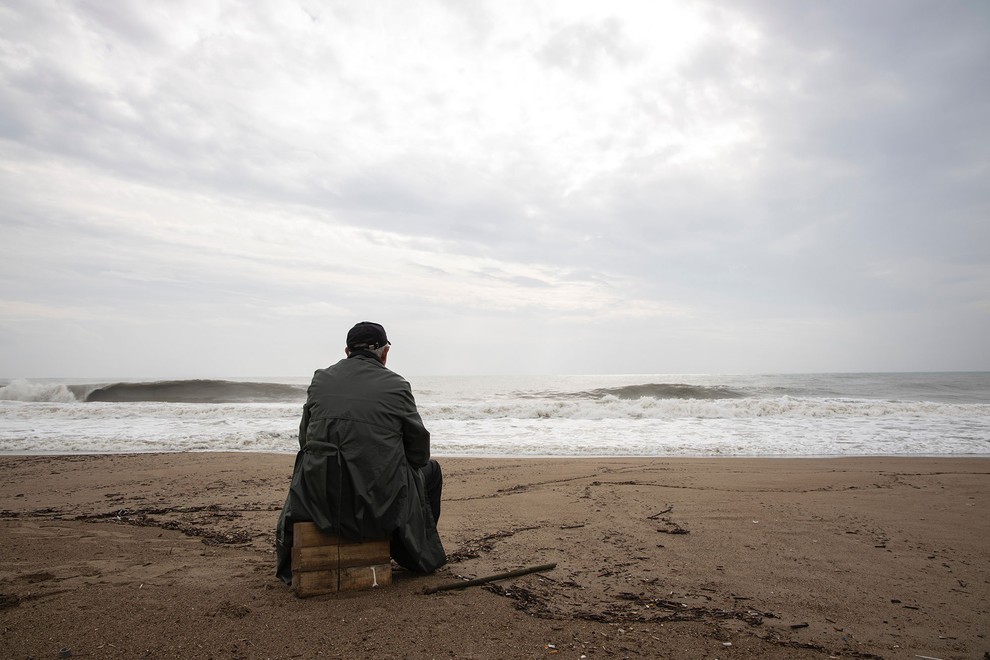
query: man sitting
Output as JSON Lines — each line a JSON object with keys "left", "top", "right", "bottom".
{"left": 276, "top": 321, "right": 446, "bottom": 583}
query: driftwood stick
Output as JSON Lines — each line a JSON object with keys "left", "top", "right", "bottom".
{"left": 647, "top": 505, "right": 674, "bottom": 520}
{"left": 423, "top": 563, "right": 557, "bottom": 595}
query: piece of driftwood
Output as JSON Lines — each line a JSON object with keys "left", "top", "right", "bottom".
{"left": 423, "top": 563, "right": 557, "bottom": 595}
{"left": 647, "top": 505, "right": 674, "bottom": 520}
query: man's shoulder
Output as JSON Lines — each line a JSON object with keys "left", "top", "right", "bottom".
{"left": 309, "top": 357, "right": 411, "bottom": 390}
{"left": 309, "top": 358, "right": 346, "bottom": 380}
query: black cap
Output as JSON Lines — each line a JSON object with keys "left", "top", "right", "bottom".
{"left": 346, "top": 321, "right": 390, "bottom": 350}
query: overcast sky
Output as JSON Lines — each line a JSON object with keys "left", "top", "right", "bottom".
{"left": 1, "top": 1, "right": 988, "bottom": 379}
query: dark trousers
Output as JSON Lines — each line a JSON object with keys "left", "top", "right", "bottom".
{"left": 420, "top": 459, "right": 443, "bottom": 525}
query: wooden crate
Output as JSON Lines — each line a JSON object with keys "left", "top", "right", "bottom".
{"left": 291, "top": 522, "right": 392, "bottom": 597}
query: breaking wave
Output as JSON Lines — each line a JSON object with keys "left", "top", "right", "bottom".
{"left": 83, "top": 379, "right": 306, "bottom": 403}
{"left": 0, "top": 380, "right": 77, "bottom": 403}
{"left": 2, "top": 380, "right": 742, "bottom": 405}
{"left": 506, "top": 383, "right": 746, "bottom": 403}
{"left": 585, "top": 383, "right": 744, "bottom": 400}
{"left": 0, "top": 379, "right": 306, "bottom": 403}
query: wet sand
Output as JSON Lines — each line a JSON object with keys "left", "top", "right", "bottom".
{"left": 1, "top": 453, "right": 988, "bottom": 659}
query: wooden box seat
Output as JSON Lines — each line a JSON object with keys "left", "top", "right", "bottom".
{"left": 291, "top": 522, "right": 392, "bottom": 597}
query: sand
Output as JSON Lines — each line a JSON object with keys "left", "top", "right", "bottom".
{"left": 1, "top": 453, "right": 988, "bottom": 659}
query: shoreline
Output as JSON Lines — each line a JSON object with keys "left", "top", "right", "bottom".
{"left": 2, "top": 453, "right": 988, "bottom": 658}
{"left": 3, "top": 450, "right": 990, "bottom": 459}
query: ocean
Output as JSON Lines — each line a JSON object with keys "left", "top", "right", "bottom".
{"left": 1, "top": 373, "right": 988, "bottom": 457}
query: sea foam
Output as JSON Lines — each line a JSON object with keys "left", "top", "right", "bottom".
{"left": 0, "top": 380, "right": 78, "bottom": 403}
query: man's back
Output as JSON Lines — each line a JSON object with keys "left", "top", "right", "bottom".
{"left": 303, "top": 354, "right": 430, "bottom": 469}
{"left": 275, "top": 324, "right": 446, "bottom": 584}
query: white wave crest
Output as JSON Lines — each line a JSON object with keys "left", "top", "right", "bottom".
{"left": 0, "top": 380, "right": 77, "bottom": 403}
{"left": 419, "top": 396, "right": 987, "bottom": 421}
{"left": 1, "top": 394, "right": 988, "bottom": 456}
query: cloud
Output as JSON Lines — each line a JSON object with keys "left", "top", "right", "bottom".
{"left": 0, "top": 0, "right": 988, "bottom": 376}
{"left": 0, "top": 148, "right": 680, "bottom": 325}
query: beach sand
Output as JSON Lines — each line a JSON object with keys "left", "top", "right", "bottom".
{"left": 1, "top": 453, "right": 987, "bottom": 659}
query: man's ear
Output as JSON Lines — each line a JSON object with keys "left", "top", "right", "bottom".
{"left": 380, "top": 345, "right": 390, "bottom": 365}
{"left": 344, "top": 347, "right": 351, "bottom": 357}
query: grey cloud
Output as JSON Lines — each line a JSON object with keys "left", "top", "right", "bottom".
{"left": 1, "top": 3, "right": 350, "bottom": 205}
{"left": 591, "top": 2, "right": 990, "bottom": 314}
{"left": 537, "top": 18, "right": 635, "bottom": 78}
{"left": 472, "top": 268, "right": 552, "bottom": 290}
{"left": 740, "top": 1, "right": 990, "bottom": 180}
{"left": 73, "top": 0, "right": 179, "bottom": 49}
{"left": 327, "top": 155, "right": 542, "bottom": 250}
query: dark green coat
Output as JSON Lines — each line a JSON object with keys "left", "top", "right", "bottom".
{"left": 275, "top": 353, "right": 446, "bottom": 583}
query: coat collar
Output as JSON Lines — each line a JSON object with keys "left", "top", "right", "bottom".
{"left": 347, "top": 349, "right": 383, "bottom": 364}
